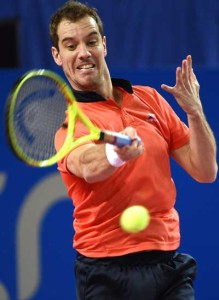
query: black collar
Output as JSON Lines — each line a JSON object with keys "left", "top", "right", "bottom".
{"left": 73, "top": 78, "right": 133, "bottom": 103}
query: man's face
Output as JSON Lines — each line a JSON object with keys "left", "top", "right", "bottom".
{"left": 52, "top": 16, "right": 107, "bottom": 91}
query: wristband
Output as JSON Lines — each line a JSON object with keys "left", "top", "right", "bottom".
{"left": 105, "top": 143, "right": 125, "bottom": 167}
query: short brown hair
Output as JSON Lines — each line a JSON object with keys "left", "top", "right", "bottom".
{"left": 49, "top": 0, "right": 104, "bottom": 50}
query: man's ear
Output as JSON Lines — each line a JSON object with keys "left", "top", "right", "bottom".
{"left": 51, "top": 47, "right": 62, "bottom": 66}
{"left": 103, "top": 36, "right": 107, "bottom": 57}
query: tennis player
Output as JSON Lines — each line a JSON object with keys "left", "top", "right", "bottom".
{"left": 50, "top": 1, "right": 218, "bottom": 299}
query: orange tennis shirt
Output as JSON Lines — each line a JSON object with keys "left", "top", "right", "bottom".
{"left": 55, "top": 79, "right": 190, "bottom": 258}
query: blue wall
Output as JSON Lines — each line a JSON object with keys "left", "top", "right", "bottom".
{"left": 0, "top": 68, "right": 218, "bottom": 300}
{"left": 0, "top": 0, "right": 219, "bottom": 68}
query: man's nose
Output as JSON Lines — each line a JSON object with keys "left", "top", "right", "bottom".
{"left": 78, "top": 44, "right": 91, "bottom": 59}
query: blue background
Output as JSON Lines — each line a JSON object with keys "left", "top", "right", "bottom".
{"left": 0, "top": 1, "right": 219, "bottom": 300}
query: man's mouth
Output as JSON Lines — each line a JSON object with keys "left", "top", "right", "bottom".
{"left": 77, "top": 64, "right": 95, "bottom": 70}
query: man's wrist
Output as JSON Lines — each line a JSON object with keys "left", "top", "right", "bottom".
{"left": 105, "top": 143, "right": 125, "bottom": 167}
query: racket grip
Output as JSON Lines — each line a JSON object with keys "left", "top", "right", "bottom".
{"left": 101, "top": 131, "right": 142, "bottom": 147}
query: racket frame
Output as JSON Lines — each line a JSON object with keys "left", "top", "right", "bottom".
{"left": 6, "top": 69, "right": 140, "bottom": 167}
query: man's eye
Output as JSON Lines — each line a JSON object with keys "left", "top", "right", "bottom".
{"left": 67, "top": 44, "right": 76, "bottom": 50}
{"left": 88, "top": 40, "right": 98, "bottom": 46}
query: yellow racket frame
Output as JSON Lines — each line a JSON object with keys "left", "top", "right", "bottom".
{"left": 7, "top": 69, "right": 102, "bottom": 167}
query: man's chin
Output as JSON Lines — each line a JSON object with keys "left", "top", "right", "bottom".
{"left": 77, "top": 78, "right": 100, "bottom": 91}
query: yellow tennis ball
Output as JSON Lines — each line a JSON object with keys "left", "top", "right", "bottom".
{"left": 120, "top": 205, "right": 150, "bottom": 233}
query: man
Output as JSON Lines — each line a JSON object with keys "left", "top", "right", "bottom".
{"left": 50, "top": 1, "right": 218, "bottom": 299}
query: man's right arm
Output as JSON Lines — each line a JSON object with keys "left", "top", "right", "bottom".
{"left": 66, "top": 126, "right": 144, "bottom": 183}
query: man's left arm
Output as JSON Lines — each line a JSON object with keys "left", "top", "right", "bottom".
{"left": 161, "top": 55, "right": 218, "bottom": 182}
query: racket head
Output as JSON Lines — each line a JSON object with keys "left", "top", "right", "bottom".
{"left": 5, "top": 69, "right": 77, "bottom": 167}
{"left": 5, "top": 69, "right": 135, "bottom": 168}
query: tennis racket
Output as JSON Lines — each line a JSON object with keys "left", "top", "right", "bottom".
{"left": 5, "top": 69, "right": 141, "bottom": 167}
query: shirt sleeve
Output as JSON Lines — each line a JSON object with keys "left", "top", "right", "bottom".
{"left": 54, "top": 119, "right": 94, "bottom": 173}
{"left": 152, "top": 88, "right": 190, "bottom": 150}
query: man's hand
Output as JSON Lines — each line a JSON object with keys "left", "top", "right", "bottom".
{"left": 113, "top": 126, "right": 144, "bottom": 162}
{"left": 161, "top": 55, "right": 202, "bottom": 116}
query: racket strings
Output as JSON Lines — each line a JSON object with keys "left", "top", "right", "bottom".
{"left": 11, "top": 76, "right": 67, "bottom": 161}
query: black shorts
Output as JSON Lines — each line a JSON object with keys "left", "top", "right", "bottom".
{"left": 75, "top": 250, "right": 197, "bottom": 300}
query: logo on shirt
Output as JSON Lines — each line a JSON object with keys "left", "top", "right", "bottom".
{"left": 146, "top": 113, "right": 158, "bottom": 123}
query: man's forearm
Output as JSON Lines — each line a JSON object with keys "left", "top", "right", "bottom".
{"left": 187, "top": 109, "right": 218, "bottom": 182}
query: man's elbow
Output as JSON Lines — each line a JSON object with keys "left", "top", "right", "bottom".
{"left": 194, "top": 164, "right": 218, "bottom": 183}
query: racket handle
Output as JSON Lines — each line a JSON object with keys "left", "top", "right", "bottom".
{"left": 101, "top": 131, "right": 142, "bottom": 147}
